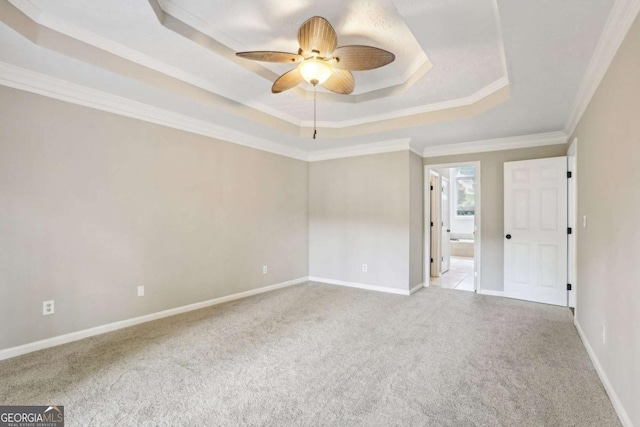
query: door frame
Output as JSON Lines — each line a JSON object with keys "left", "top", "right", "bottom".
{"left": 424, "top": 161, "right": 482, "bottom": 292}
{"left": 567, "top": 138, "right": 578, "bottom": 310}
{"left": 440, "top": 175, "right": 451, "bottom": 274}
{"left": 429, "top": 171, "right": 441, "bottom": 278}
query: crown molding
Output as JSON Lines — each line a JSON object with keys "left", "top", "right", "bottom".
{"left": 4, "top": 0, "right": 509, "bottom": 137}
{"left": 0, "top": 62, "right": 309, "bottom": 161}
{"left": 408, "top": 141, "right": 423, "bottom": 157}
{"left": 300, "top": 77, "right": 510, "bottom": 129}
{"left": 422, "top": 131, "right": 568, "bottom": 158}
{"left": 565, "top": 0, "right": 640, "bottom": 136}
{"left": 308, "top": 138, "right": 414, "bottom": 162}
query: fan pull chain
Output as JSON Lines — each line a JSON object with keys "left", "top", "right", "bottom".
{"left": 313, "top": 85, "right": 317, "bottom": 139}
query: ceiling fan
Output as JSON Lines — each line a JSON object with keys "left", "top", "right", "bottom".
{"left": 235, "top": 16, "right": 395, "bottom": 95}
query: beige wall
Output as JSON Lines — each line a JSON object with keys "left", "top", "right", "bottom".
{"left": 309, "top": 151, "right": 411, "bottom": 290}
{"left": 424, "top": 144, "right": 568, "bottom": 291}
{"left": 409, "top": 152, "right": 424, "bottom": 287}
{"left": 0, "top": 86, "right": 309, "bottom": 350}
{"left": 571, "top": 13, "right": 640, "bottom": 426}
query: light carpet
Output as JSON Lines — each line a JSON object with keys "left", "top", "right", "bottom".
{"left": 0, "top": 282, "right": 620, "bottom": 426}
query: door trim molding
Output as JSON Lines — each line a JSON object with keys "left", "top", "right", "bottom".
{"left": 424, "top": 161, "right": 482, "bottom": 292}
{"left": 567, "top": 138, "right": 578, "bottom": 310}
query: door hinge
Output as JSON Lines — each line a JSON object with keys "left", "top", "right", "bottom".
{"left": 430, "top": 185, "right": 433, "bottom": 191}
{"left": 430, "top": 258, "right": 434, "bottom": 263}
{"left": 567, "top": 171, "right": 572, "bottom": 178}
{"left": 567, "top": 284, "right": 572, "bottom": 291}
{"left": 568, "top": 227, "right": 572, "bottom": 235}
{"left": 430, "top": 221, "right": 434, "bottom": 227}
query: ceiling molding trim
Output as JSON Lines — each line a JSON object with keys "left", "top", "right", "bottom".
{"left": 564, "top": 0, "right": 640, "bottom": 136}
{"left": 422, "top": 132, "right": 568, "bottom": 158}
{"left": 300, "top": 77, "right": 510, "bottom": 129}
{"left": 409, "top": 141, "right": 423, "bottom": 157}
{"left": 308, "top": 138, "right": 413, "bottom": 162}
{"left": 0, "top": 62, "right": 309, "bottom": 161}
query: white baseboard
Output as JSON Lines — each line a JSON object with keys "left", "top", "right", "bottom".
{"left": 0, "top": 276, "right": 309, "bottom": 361}
{"left": 477, "top": 289, "right": 505, "bottom": 297}
{"left": 309, "top": 277, "right": 411, "bottom": 296}
{"left": 574, "top": 319, "right": 633, "bottom": 427}
{"left": 409, "top": 283, "right": 424, "bottom": 295}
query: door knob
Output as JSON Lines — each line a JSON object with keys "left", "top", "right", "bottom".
{"left": 505, "top": 234, "right": 512, "bottom": 239}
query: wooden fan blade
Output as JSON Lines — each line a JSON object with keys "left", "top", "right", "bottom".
{"left": 298, "top": 16, "right": 337, "bottom": 57}
{"left": 272, "top": 68, "right": 303, "bottom": 93}
{"left": 333, "top": 45, "right": 395, "bottom": 71}
{"left": 236, "top": 51, "right": 304, "bottom": 63}
{"left": 322, "top": 69, "right": 355, "bottom": 94}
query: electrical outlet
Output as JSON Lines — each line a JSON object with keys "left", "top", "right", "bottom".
{"left": 362, "top": 264, "right": 368, "bottom": 272}
{"left": 263, "top": 265, "right": 268, "bottom": 274}
{"left": 43, "top": 300, "right": 54, "bottom": 315}
{"left": 602, "top": 326, "right": 606, "bottom": 344}
{"left": 137, "top": 286, "right": 144, "bottom": 297}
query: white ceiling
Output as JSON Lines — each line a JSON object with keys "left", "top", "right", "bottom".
{"left": 0, "top": 0, "right": 620, "bottom": 156}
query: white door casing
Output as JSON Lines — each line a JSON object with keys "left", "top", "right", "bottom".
{"left": 441, "top": 177, "right": 451, "bottom": 273}
{"left": 504, "top": 157, "right": 568, "bottom": 306}
{"left": 567, "top": 140, "right": 578, "bottom": 308}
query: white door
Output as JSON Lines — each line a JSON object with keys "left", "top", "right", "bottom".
{"left": 441, "top": 177, "right": 451, "bottom": 273}
{"left": 430, "top": 174, "right": 441, "bottom": 277}
{"left": 504, "top": 157, "right": 568, "bottom": 306}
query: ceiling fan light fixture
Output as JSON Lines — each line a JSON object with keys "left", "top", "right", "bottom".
{"left": 298, "top": 59, "right": 333, "bottom": 86}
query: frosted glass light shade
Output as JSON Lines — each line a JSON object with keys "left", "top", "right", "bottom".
{"left": 298, "top": 59, "right": 333, "bottom": 85}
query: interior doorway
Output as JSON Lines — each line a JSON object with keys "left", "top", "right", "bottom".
{"left": 424, "top": 162, "right": 481, "bottom": 292}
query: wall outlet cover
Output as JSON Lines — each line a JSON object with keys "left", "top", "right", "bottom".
{"left": 43, "top": 300, "right": 54, "bottom": 315}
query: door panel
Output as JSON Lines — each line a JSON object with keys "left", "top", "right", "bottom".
{"left": 430, "top": 174, "right": 441, "bottom": 277}
{"left": 441, "top": 177, "right": 450, "bottom": 273}
{"left": 504, "top": 157, "right": 567, "bottom": 306}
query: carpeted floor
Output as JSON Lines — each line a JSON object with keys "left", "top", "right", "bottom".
{"left": 0, "top": 282, "right": 620, "bottom": 426}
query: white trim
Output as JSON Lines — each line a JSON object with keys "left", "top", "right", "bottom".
{"left": 422, "top": 132, "right": 568, "bottom": 158}
{"left": 565, "top": 0, "right": 640, "bottom": 136}
{"left": 300, "top": 77, "right": 510, "bottom": 129}
{"left": 409, "top": 141, "right": 423, "bottom": 157}
{"left": 424, "top": 161, "right": 482, "bottom": 293}
{"left": 567, "top": 138, "right": 578, "bottom": 310}
{"left": 574, "top": 319, "right": 633, "bottom": 427}
{"left": 477, "top": 289, "right": 505, "bottom": 298}
{"left": 409, "top": 283, "right": 424, "bottom": 295}
{"left": 0, "top": 277, "right": 309, "bottom": 361}
{"left": 308, "top": 277, "right": 411, "bottom": 296}
{"left": 0, "top": 62, "right": 309, "bottom": 162}
{"left": 307, "top": 138, "right": 413, "bottom": 162}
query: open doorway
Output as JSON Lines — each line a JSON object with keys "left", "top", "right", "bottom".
{"left": 425, "top": 162, "right": 481, "bottom": 292}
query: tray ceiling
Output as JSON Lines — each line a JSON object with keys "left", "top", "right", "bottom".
{"left": 0, "top": 0, "right": 619, "bottom": 154}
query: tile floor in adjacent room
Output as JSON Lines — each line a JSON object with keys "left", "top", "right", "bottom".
{"left": 430, "top": 256, "right": 475, "bottom": 291}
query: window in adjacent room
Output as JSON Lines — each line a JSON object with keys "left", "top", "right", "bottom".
{"left": 455, "top": 167, "right": 475, "bottom": 217}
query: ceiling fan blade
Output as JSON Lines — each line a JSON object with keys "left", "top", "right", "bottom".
{"left": 298, "top": 16, "right": 338, "bottom": 57}
{"left": 333, "top": 45, "right": 396, "bottom": 71}
{"left": 236, "top": 51, "right": 304, "bottom": 64}
{"left": 322, "top": 69, "right": 355, "bottom": 94}
{"left": 272, "top": 68, "right": 304, "bottom": 93}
